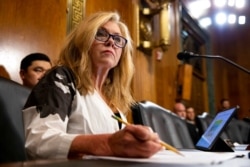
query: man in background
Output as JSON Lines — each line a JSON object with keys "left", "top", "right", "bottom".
{"left": 186, "top": 106, "right": 196, "bottom": 124}
{"left": 173, "top": 102, "right": 187, "bottom": 119}
{"left": 173, "top": 102, "right": 200, "bottom": 144}
{"left": 220, "top": 98, "right": 231, "bottom": 110}
{"left": 219, "top": 98, "right": 238, "bottom": 119}
{"left": 19, "top": 53, "right": 52, "bottom": 89}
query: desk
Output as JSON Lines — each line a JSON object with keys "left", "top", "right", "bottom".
{"left": 0, "top": 157, "right": 249, "bottom": 167}
{"left": 0, "top": 151, "right": 249, "bottom": 167}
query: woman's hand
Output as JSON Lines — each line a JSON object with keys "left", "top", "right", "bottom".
{"left": 108, "top": 125, "right": 162, "bottom": 158}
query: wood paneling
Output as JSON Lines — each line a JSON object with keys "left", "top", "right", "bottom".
{"left": 177, "top": 64, "right": 193, "bottom": 101}
{"left": 181, "top": 0, "right": 250, "bottom": 119}
{"left": 142, "top": 1, "right": 181, "bottom": 109}
{"left": 211, "top": 25, "right": 250, "bottom": 119}
{"left": 0, "top": 0, "right": 67, "bottom": 83}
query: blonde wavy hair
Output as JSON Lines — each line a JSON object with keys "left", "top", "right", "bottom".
{"left": 57, "top": 11, "right": 135, "bottom": 113}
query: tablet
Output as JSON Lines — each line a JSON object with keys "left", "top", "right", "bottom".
{"left": 196, "top": 106, "right": 239, "bottom": 152}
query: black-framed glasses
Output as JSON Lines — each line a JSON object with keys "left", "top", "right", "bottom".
{"left": 95, "top": 28, "right": 127, "bottom": 48}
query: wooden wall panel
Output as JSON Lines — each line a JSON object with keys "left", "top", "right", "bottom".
{"left": 177, "top": 64, "right": 193, "bottom": 101}
{"left": 154, "top": 1, "right": 181, "bottom": 109}
{"left": 211, "top": 25, "right": 250, "bottom": 119}
{"left": 0, "top": 0, "right": 67, "bottom": 83}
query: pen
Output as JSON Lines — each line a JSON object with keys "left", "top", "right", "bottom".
{"left": 111, "top": 115, "right": 184, "bottom": 156}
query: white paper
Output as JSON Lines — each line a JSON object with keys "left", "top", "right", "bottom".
{"left": 83, "top": 150, "right": 247, "bottom": 165}
{"left": 234, "top": 144, "right": 249, "bottom": 151}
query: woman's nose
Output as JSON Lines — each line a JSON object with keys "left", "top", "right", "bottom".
{"left": 105, "top": 37, "right": 115, "bottom": 47}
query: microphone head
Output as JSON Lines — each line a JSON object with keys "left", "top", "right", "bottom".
{"left": 177, "top": 52, "right": 184, "bottom": 60}
{"left": 177, "top": 51, "right": 196, "bottom": 60}
{"left": 177, "top": 52, "right": 190, "bottom": 60}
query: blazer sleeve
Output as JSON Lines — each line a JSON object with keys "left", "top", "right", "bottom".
{"left": 23, "top": 66, "right": 78, "bottom": 159}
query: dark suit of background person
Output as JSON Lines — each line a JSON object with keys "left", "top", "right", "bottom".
{"left": 186, "top": 106, "right": 200, "bottom": 144}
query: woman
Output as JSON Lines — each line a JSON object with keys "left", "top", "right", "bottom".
{"left": 23, "top": 12, "right": 162, "bottom": 159}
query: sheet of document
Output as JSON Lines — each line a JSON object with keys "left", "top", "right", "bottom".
{"left": 83, "top": 150, "right": 247, "bottom": 165}
{"left": 234, "top": 144, "right": 249, "bottom": 151}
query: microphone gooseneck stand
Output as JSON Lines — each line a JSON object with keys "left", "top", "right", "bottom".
{"left": 177, "top": 52, "right": 250, "bottom": 75}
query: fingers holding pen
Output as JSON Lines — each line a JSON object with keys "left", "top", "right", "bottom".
{"left": 110, "top": 115, "right": 182, "bottom": 157}
{"left": 125, "top": 125, "right": 160, "bottom": 142}
{"left": 108, "top": 125, "right": 162, "bottom": 158}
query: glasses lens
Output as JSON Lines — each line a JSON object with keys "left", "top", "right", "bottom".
{"left": 95, "top": 28, "right": 127, "bottom": 48}
{"left": 95, "top": 29, "right": 109, "bottom": 42}
{"left": 113, "top": 35, "right": 127, "bottom": 48}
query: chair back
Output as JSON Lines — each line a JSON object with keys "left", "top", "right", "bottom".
{"left": 0, "top": 77, "right": 30, "bottom": 163}
{"left": 195, "top": 112, "right": 214, "bottom": 135}
{"left": 225, "top": 119, "right": 250, "bottom": 144}
{"left": 132, "top": 101, "right": 194, "bottom": 149}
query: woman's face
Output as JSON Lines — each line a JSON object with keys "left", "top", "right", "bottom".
{"left": 90, "top": 21, "right": 124, "bottom": 72}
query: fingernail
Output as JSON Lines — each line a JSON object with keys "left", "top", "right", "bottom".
{"left": 148, "top": 127, "right": 153, "bottom": 133}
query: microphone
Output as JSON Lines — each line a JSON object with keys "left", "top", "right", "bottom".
{"left": 177, "top": 51, "right": 250, "bottom": 75}
{"left": 177, "top": 51, "right": 200, "bottom": 60}
{"left": 177, "top": 51, "right": 223, "bottom": 60}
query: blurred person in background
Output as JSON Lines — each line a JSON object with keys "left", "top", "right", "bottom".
{"left": 19, "top": 52, "right": 52, "bottom": 89}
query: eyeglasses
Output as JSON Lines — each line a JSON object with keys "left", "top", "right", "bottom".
{"left": 95, "top": 28, "right": 127, "bottom": 48}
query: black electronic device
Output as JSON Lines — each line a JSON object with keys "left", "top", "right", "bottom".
{"left": 196, "top": 106, "right": 239, "bottom": 152}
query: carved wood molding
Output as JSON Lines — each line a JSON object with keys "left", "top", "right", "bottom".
{"left": 67, "top": 0, "right": 86, "bottom": 34}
